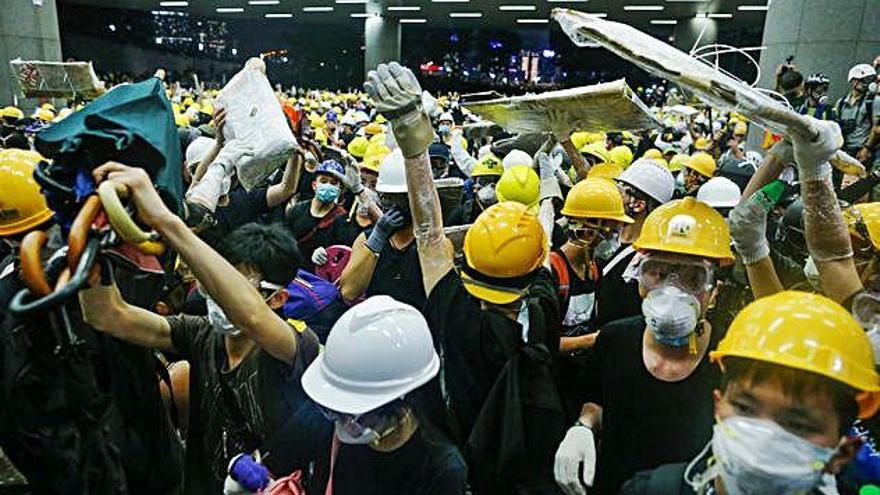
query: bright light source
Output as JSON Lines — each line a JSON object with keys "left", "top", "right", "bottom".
{"left": 499, "top": 5, "right": 537, "bottom": 10}
{"left": 108, "top": 24, "right": 117, "bottom": 31}
{"left": 350, "top": 12, "right": 377, "bottom": 17}
{"left": 695, "top": 12, "right": 707, "bottom": 17}
{"left": 388, "top": 5, "right": 421, "bottom": 10}
{"left": 336, "top": 0, "right": 368, "bottom": 3}
{"left": 399, "top": 17, "right": 428, "bottom": 22}
{"left": 650, "top": 19, "right": 677, "bottom": 24}
{"left": 198, "top": 42, "right": 204, "bottom": 50}
{"left": 216, "top": 7, "right": 245, "bottom": 12}
{"left": 282, "top": 56, "right": 289, "bottom": 62}
{"left": 546, "top": 0, "right": 589, "bottom": 3}
{"left": 159, "top": 1, "right": 188, "bottom": 6}
{"left": 449, "top": 11, "right": 482, "bottom": 17}
{"left": 231, "top": 48, "right": 238, "bottom": 55}
{"left": 248, "top": 0, "right": 280, "bottom": 4}
{"left": 623, "top": 5, "right": 664, "bottom": 10}
{"left": 155, "top": 37, "right": 163, "bottom": 44}
{"left": 303, "top": 6, "right": 333, "bottom": 11}
{"left": 708, "top": 12, "right": 732, "bottom": 18}
{"left": 665, "top": 0, "right": 707, "bottom": 2}
{"left": 265, "top": 13, "right": 293, "bottom": 17}
{"left": 582, "top": 12, "right": 608, "bottom": 17}
{"left": 542, "top": 49, "right": 556, "bottom": 58}
{"left": 516, "top": 18, "right": 549, "bottom": 23}
{"left": 737, "top": 4, "right": 769, "bottom": 10}
{"left": 432, "top": 0, "right": 469, "bottom": 3}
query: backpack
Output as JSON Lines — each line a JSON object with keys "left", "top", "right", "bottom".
{"left": 282, "top": 269, "right": 341, "bottom": 322}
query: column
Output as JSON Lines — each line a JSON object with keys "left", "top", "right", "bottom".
{"left": 0, "top": 0, "right": 63, "bottom": 109}
{"left": 364, "top": 3, "right": 401, "bottom": 79}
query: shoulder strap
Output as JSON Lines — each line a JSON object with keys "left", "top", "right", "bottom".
{"left": 549, "top": 252, "right": 570, "bottom": 301}
{"left": 603, "top": 245, "right": 635, "bottom": 277}
{"left": 154, "top": 354, "right": 180, "bottom": 429}
{"left": 297, "top": 205, "right": 346, "bottom": 246}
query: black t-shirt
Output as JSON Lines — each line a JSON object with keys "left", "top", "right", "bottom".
{"left": 168, "top": 314, "right": 324, "bottom": 495}
{"left": 595, "top": 246, "right": 642, "bottom": 328}
{"left": 586, "top": 316, "right": 723, "bottom": 495}
{"left": 199, "top": 186, "right": 271, "bottom": 246}
{"left": 364, "top": 230, "right": 427, "bottom": 309}
{"left": 285, "top": 200, "right": 350, "bottom": 268}
{"left": 330, "top": 429, "right": 468, "bottom": 495}
{"left": 550, "top": 250, "right": 598, "bottom": 337}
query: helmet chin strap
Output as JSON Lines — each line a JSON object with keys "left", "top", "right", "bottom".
{"left": 370, "top": 407, "right": 418, "bottom": 453}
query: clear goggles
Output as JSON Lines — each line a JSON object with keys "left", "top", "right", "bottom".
{"left": 637, "top": 254, "right": 714, "bottom": 295}
{"left": 852, "top": 291, "right": 880, "bottom": 330}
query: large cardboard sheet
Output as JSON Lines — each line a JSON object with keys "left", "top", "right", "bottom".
{"left": 552, "top": 9, "right": 864, "bottom": 176}
{"left": 9, "top": 59, "right": 105, "bottom": 99}
{"left": 463, "top": 79, "right": 660, "bottom": 136}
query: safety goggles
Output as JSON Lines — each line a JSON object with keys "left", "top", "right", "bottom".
{"left": 474, "top": 176, "right": 499, "bottom": 188}
{"left": 852, "top": 291, "right": 880, "bottom": 330}
{"left": 637, "top": 254, "right": 714, "bottom": 295}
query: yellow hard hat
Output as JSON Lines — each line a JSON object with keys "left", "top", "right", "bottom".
{"left": 364, "top": 122, "right": 383, "bottom": 136}
{"left": 53, "top": 108, "right": 74, "bottom": 122}
{"left": 314, "top": 128, "right": 328, "bottom": 144}
{"left": 586, "top": 162, "right": 624, "bottom": 182}
{"left": 360, "top": 153, "right": 384, "bottom": 174}
{"left": 684, "top": 152, "right": 717, "bottom": 178}
{"left": 668, "top": 154, "right": 690, "bottom": 172}
{"left": 561, "top": 177, "right": 634, "bottom": 223}
{"left": 634, "top": 196, "right": 734, "bottom": 261}
{"left": 621, "top": 131, "right": 637, "bottom": 146}
{"left": 461, "top": 201, "right": 548, "bottom": 305}
{"left": 182, "top": 97, "right": 195, "bottom": 107}
{"left": 471, "top": 153, "right": 503, "bottom": 178}
{"left": 733, "top": 121, "right": 748, "bottom": 137}
{"left": 365, "top": 142, "right": 391, "bottom": 159}
{"left": 1, "top": 106, "right": 24, "bottom": 120}
{"left": 608, "top": 145, "right": 634, "bottom": 168}
{"left": 200, "top": 102, "right": 214, "bottom": 116}
{"left": 41, "top": 102, "right": 55, "bottom": 111}
{"left": 711, "top": 291, "right": 880, "bottom": 419}
{"left": 845, "top": 203, "right": 880, "bottom": 251}
{"left": 496, "top": 165, "right": 540, "bottom": 211}
{"left": 694, "top": 137, "right": 713, "bottom": 151}
{"left": 0, "top": 149, "right": 53, "bottom": 236}
{"left": 580, "top": 141, "right": 610, "bottom": 163}
{"left": 171, "top": 102, "right": 181, "bottom": 114}
{"left": 369, "top": 133, "right": 386, "bottom": 145}
{"left": 347, "top": 136, "right": 370, "bottom": 159}
{"left": 35, "top": 108, "right": 55, "bottom": 122}
{"left": 374, "top": 114, "right": 387, "bottom": 124}
{"left": 175, "top": 113, "right": 191, "bottom": 127}
{"left": 643, "top": 148, "right": 664, "bottom": 160}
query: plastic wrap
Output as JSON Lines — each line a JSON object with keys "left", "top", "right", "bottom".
{"left": 552, "top": 9, "right": 865, "bottom": 178}
{"left": 216, "top": 67, "right": 298, "bottom": 190}
{"left": 801, "top": 180, "right": 853, "bottom": 262}
{"left": 10, "top": 59, "right": 105, "bottom": 99}
{"left": 463, "top": 79, "right": 660, "bottom": 136}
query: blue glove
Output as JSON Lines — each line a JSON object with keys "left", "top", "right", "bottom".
{"left": 365, "top": 207, "right": 406, "bottom": 254}
{"left": 228, "top": 453, "right": 270, "bottom": 492}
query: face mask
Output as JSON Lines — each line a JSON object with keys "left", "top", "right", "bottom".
{"left": 870, "top": 82, "right": 878, "bottom": 94}
{"left": 712, "top": 416, "right": 834, "bottom": 495}
{"left": 594, "top": 231, "right": 621, "bottom": 261}
{"left": 315, "top": 183, "right": 340, "bottom": 203}
{"left": 642, "top": 285, "right": 700, "bottom": 346}
{"left": 335, "top": 418, "right": 379, "bottom": 445}
{"left": 438, "top": 124, "right": 450, "bottom": 135}
{"left": 379, "top": 195, "right": 412, "bottom": 224}
{"left": 476, "top": 183, "right": 498, "bottom": 208}
{"left": 206, "top": 296, "right": 240, "bottom": 336}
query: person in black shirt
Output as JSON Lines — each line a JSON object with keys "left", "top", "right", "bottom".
{"left": 555, "top": 197, "right": 734, "bottom": 495}
{"left": 78, "top": 167, "right": 328, "bottom": 495}
{"left": 446, "top": 153, "right": 503, "bottom": 227}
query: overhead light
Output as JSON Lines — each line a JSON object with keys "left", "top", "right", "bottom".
{"left": 399, "top": 17, "right": 428, "bottom": 22}
{"left": 623, "top": 5, "right": 664, "bottom": 10}
{"left": 546, "top": 0, "right": 589, "bottom": 3}
{"left": 499, "top": 5, "right": 537, "bottom": 10}
{"left": 350, "top": 12, "right": 378, "bottom": 17}
{"left": 737, "top": 4, "right": 769, "bottom": 10}
{"left": 708, "top": 12, "right": 732, "bottom": 18}
{"left": 303, "top": 6, "right": 334, "bottom": 11}
{"left": 665, "top": 0, "right": 707, "bottom": 2}
{"left": 695, "top": 12, "right": 707, "bottom": 17}
{"left": 433, "top": 0, "right": 469, "bottom": 3}
{"left": 583, "top": 12, "right": 608, "bottom": 17}
{"left": 216, "top": 7, "right": 244, "bottom": 12}
{"left": 449, "top": 11, "right": 482, "bottom": 16}
{"left": 336, "top": 0, "right": 368, "bottom": 3}
{"left": 388, "top": 5, "right": 421, "bottom": 10}
{"left": 159, "top": 1, "right": 188, "bottom": 6}
{"left": 516, "top": 18, "right": 549, "bottom": 23}
{"left": 650, "top": 19, "right": 677, "bottom": 24}
{"left": 248, "top": 0, "right": 280, "bottom": 5}
{"left": 265, "top": 13, "right": 293, "bottom": 17}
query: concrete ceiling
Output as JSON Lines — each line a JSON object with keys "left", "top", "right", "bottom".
{"left": 59, "top": 0, "right": 769, "bottom": 30}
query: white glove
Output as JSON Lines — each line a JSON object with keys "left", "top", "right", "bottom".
{"left": 554, "top": 425, "right": 596, "bottom": 495}
{"left": 537, "top": 151, "right": 563, "bottom": 201}
{"left": 450, "top": 129, "right": 477, "bottom": 176}
{"left": 311, "top": 246, "right": 328, "bottom": 266}
{"left": 223, "top": 476, "right": 253, "bottom": 495}
{"left": 329, "top": 160, "right": 364, "bottom": 195}
{"left": 728, "top": 193, "right": 771, "bottom": 266}
{"left": 791, "top": 117, "right": 842, "bottom": 182}
{"left": 364, "top": 62, "right": 434, "bottom": 158}
{"left": 767, "top": 139, "right": 795, "bottom": 168}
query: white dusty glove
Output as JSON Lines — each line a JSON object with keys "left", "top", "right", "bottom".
{"left": 329, "top": 159, "right": 364, "bottom": 195}
{"left": 450, "top": 128, "right": 477, "bottom": 176}
{"left": 186, "top": 162, "right": 234, "bottom": 211}
{"left": 554, "top": 425, "right": 596, "bottom": 495}
{"left": 364, "top": 62, "right": 434, "bottom": 158}
{"left": 536, "top": 151, "right": 563, "bottom": 201}
{"left": 728, "top": 192, "right": 771, "bottom": 266}
{"left": 767, "top": 139, "right": 796, "bottom": 169}
{"left": 791, "top": 117, "right": 842, "bottom": 182}
{"left": 311, "top": 246, "right": 329, "bottom": 266}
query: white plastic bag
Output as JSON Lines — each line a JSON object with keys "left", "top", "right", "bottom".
{"left": 216, "top": 67, "right": 297, "bottom": 190}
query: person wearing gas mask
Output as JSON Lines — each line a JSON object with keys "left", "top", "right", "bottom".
{"left": 300, "top": 295, "right": 468, "bottom": 495}
{"left": 554, "top": 197, "right": 733, "bottom": 495}
{"left": 447, "top": 153, "right": 503, "bottom": 226}
{"left": 337, "top": 149, "right": 426, "bottom": 309}
{"left": 365, "top": 61, "right": 567, "bottom": 494}
{"left": 594, "top": 159, "right": 676, "bottom": 328}
{"left": 78, "top": 163, "right": 330, "bottom": 495}
{"left": 836, "top": 64, "right": 879, "bottom": 169}
{"left": 619, "top": 290, "right": 880, "bottom": 495}
{"left": 798, "top": 73, "right": 836, "bottom": 121}
{"left": 436, "top": 112, "right": 455, "bottom": 146}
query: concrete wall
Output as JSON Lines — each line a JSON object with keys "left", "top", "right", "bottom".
{"left": 0, "top": 0, "right": 63, "bottom": 109}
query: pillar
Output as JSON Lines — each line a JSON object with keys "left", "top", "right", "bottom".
{"left": 0, "top": 0, "right": 63, "bottom": 110}
{"left": 364, "top": 5, "right": 401, "bottom": 79}
{"left": 673, "top": 18, "right": 718, "bottom": 55}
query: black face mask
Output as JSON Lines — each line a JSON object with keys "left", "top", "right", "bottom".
{"left": 379, "top": 194, "right": 412, "bottom": 225}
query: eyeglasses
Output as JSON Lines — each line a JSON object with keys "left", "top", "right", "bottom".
{"left": 638, "top": 254, "right": 714, "bottom": 294}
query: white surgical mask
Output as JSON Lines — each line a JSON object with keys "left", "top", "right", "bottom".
{"left": 642, "top": 286, "right": 700, "bottom": 346}
{"left": 335, "top": 418, "right": 379, "bottom": 445}
{"left": 206, "top": 296, "right": 240, "bottom": 336}
{"left": 711, "top": 416, "right": 834, "bottom": 495}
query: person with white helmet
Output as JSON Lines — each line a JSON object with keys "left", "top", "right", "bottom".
{"left": 594, "top": 159, "right": 676, "bottom": 328}
{"left": 836, "top": 63, "right": 879, "bottom": 174}
{"left": 337, "top": 149, "right": 427, "bottom": 309}
{"left": 300, "top": 296, "right": 467, "bottom": 494}
{"left": 502, "top": 148, "right": 533, "bottom": 170}
{"left": 696, "top": 176, "right": 742, "bottom": 217}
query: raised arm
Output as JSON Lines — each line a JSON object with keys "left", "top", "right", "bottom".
{"left": 266, "top": 149, "right": 303, "bottom": 208}
{"left": 449, "top": 128, "right": 477, "bottom": 176}
{"left": 729, "top": 182, "right": 786, "bottom": 299}
{"left": 365, "top": 62, "right": 453, "bottom": 295}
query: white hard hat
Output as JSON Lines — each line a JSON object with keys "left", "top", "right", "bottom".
{"left": 439, "top": 112, "right": 454, "bottom": 123}
{"left": 353, "top": 111, "right": 370, "bottom": 124}
{"left": 696, "top": 176, "right": 742, "bottom": 209}
{"left": 502, "top": 149, "right": 533, "bottom": 170}
{"left": 617, "top": 159, "right": 676, "bottom": 204}
{"left": 477, "top": 144, "right": 491, "bottom": 159}
{"left": 849, "top": 64, "right": 877, "bottom": 81}
{"left": 185, "top": 136, "right": 216, "bottom": 167}
{"left": 301, "top": 295, "right": 440, "bottom": 415}
{"left": 375, "top": 148, "right": 407, "bottom": 193}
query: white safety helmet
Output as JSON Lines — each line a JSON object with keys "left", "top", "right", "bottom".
{"left": 301, "top": 295, "right": 440, "bottom": 415}
{"left": 439, "top": 112, "right": 454, "bottom": 124}
{"left": 185, "top": 136, "right": 216, "bottom": 168}
{"left": 375, "top": 148, "right": 407, "bottom": 193}
{"left": 502, "top": 149, "right": 533, "bottom": 170}
{"left": 477, "top": 144, "right": 491, "bottom": 160}
{"left": 616, "top": 159, "right": 676, "bottom": 204}
{"left": 697, "top": 176, "right": 742, "bottom": 209}
{"left": 849, "top": 64, "right": 877, "bottom": 82}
